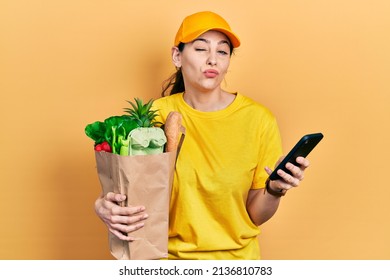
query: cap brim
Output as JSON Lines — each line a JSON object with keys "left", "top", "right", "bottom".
{"left": 177, "top": 28, "right": 241, "bottom": 48}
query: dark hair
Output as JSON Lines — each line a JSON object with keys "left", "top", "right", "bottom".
{"left": 161, "top": 43, "right": 186, "bottom": 97}
{"left": 161, "top": 40, "right": 235, "bottom": 97}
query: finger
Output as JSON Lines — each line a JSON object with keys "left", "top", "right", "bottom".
{"left": 108, "top": 228, "right": 129, "bottom": 240}
{"left": 296, "top": 157, "right": 310, "bottom": 169}
{"left": 268, "top": 177, "right": 293, "bottom": 192}
{"left": 285, "top": 162, "right": 304, "bottom": 180}
{"left": 110, "top": 220, "right": 146, "bottom": 237}
{"left": 105, "top": 192, "right": 126, "bottom": 203}
{"left": 276, "top": 169, "right": 300, "bottom": 188}
{"left": 110, "top": 212, "right": 148, "bottom": 225}
{"left": 122, "top": 221, "right": 146, "bottom": 236}
{"left": 111, "top": 204, "right": 146, "bottom": 216}
{"left": 264, "top": 166, "right": 273, "bottom": 176}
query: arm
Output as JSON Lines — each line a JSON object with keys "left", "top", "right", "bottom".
{"left": 246, "top": 156, "right": 309, "bottom": 226}
{"left": 94, "top": 192, "right": 148, "bottom": 241}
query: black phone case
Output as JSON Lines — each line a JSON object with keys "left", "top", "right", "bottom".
{"left": 269, "top": 133, "right": 324, "bottom": 181}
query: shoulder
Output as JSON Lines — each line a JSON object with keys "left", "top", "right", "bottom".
{"left": 153, "top": 93, "right": 182, "bottom": 109}
{"left": 236, "top": 93, "right": 276, "bottom": 120}
{"left": 152, "top": 93, "right": 183, "bottom": 120}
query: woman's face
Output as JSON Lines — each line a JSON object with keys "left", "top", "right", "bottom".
{"left": 172, "top": 30, "right": 232, "bottom": 93}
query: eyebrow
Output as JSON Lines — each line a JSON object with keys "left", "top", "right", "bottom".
{"left": 193, "top": 38, "right": 231, "bottom": 47}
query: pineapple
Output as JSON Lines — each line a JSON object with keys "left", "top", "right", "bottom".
{"left": 124, "top": 98, "right": 161, "bottom": 127}
{"left": 124, "top": 98, "right": 166, "bottom": 155}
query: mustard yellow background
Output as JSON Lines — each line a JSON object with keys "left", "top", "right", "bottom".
{"left": 1, "top": 0, "right": 389, "bottom": 259}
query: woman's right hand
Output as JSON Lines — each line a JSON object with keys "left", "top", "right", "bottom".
{"left": 94, "top": 192, "right": 148, "bottom": 241}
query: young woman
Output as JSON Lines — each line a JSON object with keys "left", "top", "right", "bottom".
{"left": 94, "top": 11, "right": 309, "bottom": 259}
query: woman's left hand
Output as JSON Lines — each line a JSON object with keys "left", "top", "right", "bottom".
{"left": 265, "top": 156, "right": 310, "bottom": 193}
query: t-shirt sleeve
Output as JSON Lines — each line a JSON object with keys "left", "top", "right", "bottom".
{"left": 251, "top": 114, "right": 283, "bottom": 189}
{"left": 151, "top": 97, "right": 168, "bottom": 125}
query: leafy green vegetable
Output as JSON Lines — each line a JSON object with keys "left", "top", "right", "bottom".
{"left": 103, "top": 115, "right": 138, "bottom": 154}
{"left": 85, "top": 98, "right": 167, "bottom": 156}
{"left": 85, "top": 121, "right": 106, "bottom": 145}
{"left": 85, "top": 115, "right": 138, "bottom": 154}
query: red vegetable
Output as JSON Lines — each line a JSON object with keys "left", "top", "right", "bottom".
{"left": 94, "top": 141, "right": 112, "bottom": 153}
{"left": 101, "top": 141, "right": 112, "bottom": 152}
{"left": 94, "top": 144, "right": 103, "bottom": 151}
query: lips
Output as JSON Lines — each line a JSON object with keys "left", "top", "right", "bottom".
{"left": 203, "top": 69, "right": 219, "bottom": 78}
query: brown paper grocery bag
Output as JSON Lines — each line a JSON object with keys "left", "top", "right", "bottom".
{"left": 95, "top": 150, "right": 177, "bottom": 260}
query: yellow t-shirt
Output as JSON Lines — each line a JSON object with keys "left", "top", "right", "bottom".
{"left": 153, "top": 92, "right": 282, "bottom": 259}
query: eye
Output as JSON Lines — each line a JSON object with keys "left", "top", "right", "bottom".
{"left": 195, "top": 48, "right": 206, "bottom": 52}
{"left": 218, "top": 50, "right": 229, "bottom": 55}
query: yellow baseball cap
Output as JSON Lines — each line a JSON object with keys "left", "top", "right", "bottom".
{"left": 174, "top": 11, "right": 241, "bottom": 48}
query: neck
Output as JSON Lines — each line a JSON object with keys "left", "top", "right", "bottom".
{"left": 183, "top": 89, "right": 235, "bottom": 112}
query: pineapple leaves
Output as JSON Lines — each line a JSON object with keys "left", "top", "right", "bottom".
{"left": 124, "top": 98, "right": 162, "bottom": 127}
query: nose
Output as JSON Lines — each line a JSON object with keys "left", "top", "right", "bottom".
{"left": 207, "top": 53, "right": 217, "bottom": 66}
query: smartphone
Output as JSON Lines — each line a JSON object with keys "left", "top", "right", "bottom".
{"left": 269, "top": 132, "right": 324, "bottom": 181}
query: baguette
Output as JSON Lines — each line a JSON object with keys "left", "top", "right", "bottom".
{"left": 164, "top": 111, "right": 182, "bottom": 153}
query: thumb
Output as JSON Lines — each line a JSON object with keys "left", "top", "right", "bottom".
{"left": 116, "top": 193, "right": 127, "bottom": 202}
{"left": 106, "top": 192, "right": 126, "bottom": 202}
{"left": 264, "top": 166, "right": 273, "bottom": 176}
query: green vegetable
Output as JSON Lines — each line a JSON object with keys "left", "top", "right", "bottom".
{"left": 118, "top": 133, "right": 131, "bottom": 156}
{"left": 85, "top": 115, "right": 138, "bottom": 154}
{"left": 85, "top": 98, "right": 167, "bottom": 156}
{"left": 85, "top": 121, "right": 107, "bottom": 145}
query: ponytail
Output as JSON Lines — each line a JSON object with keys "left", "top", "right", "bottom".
{"left": 161, "top": 43, "right": 186, "bottom": 97}
{"left": 161, "top": 67, "right": 185, "bottom": 97}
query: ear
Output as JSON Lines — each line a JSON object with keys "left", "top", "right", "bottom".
{"left": 171, "top": 46, "right": 182, "bottom": 68}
